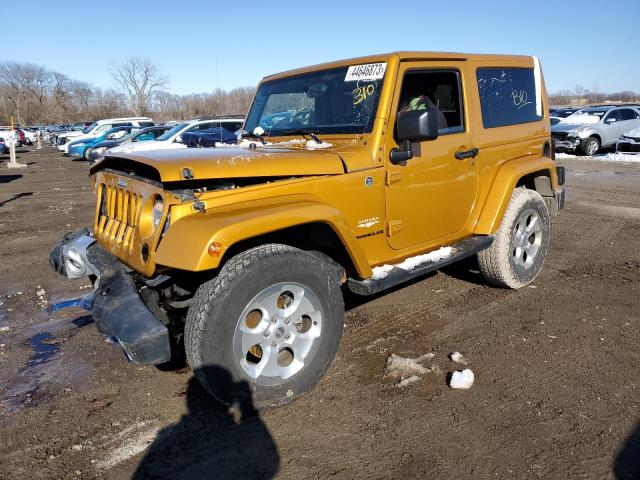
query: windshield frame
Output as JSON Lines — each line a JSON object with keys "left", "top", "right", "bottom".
{"left": 244, "top": 64, "right": 387, "bottom": 137}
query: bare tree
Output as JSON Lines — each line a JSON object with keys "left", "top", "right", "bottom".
{"left": 110, "top": 57, "right": 168, "bottom": 116}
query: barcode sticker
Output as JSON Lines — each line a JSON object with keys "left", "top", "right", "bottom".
{"left": 344, "top": 63, "right": 387, "bottom": 82}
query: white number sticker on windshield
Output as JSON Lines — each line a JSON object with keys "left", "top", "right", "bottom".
{"left": 345, "top": 63, "right": 387, "bottom": 82}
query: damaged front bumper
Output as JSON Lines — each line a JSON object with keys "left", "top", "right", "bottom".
{"left": 553, "top": 135, "right": 581, "bottom": 152}
{"left": 49, "top": 229, "right": 171, "bottom": 365}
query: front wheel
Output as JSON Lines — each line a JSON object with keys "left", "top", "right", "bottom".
{"left": 478, "top": 188, "right": 550, "bottom": 289}
{"left": 83, "top": 148, "right": 92, "bottom": 161}
{"left": 578, "top": 136, "right": 600, "bottom": 156}
{"left": 185, "top": 244, "right": 345, "bottom": 408}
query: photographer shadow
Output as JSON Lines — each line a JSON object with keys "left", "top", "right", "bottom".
{"left": 133, "top": 366, "right": 279, "bottom": 480}
{"left": 614, "top": 423, "right": 640, "bottom": 480}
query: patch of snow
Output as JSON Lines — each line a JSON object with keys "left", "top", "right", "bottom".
{"left": 253, "top": 126, "right": 265, "bottom": 136}
{"left": 385, "top": 352, "right": 436, "bottom": 388}
{"left": 559, "top": 114, "right": 600, "bottom": 125}
{"left": 386, "top": 353, "right": 430, "bottom": 378}
{"left": 371, "top": 246, "right": 454, "bottom": 280}
{"left": 215, "top": 138, "right": 333, "bottom": 150}
{"left": 555, "top": 152, "right": 577, "bottom": 159}
{"left": 397, "top": 375, "right": 421, "bottom": 388}
{"left": 305, "top": 140, "right": 333, "bottom": 149}
{"left": 95, "top": 421, "right": 160, "bottom": 471}
{"left": 596, "top": 153, "right": 640, "bottom": 163}
{"left": 449, "top": 351, "right": 468, "bottom": 365}
{"left": 449, "top": 369, "right": 475, "bottom": 389}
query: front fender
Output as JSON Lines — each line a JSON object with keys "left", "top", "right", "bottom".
{"left": 474, "top": 156, "right": 559, "bottom": 234}
{"left": 154, "top": 200, "right": 372, "bottom": 277}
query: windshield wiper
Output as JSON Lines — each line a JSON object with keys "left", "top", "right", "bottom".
{"left": 287, "top": 129, "right": 323, "bottom": 144}
{"left": 240, "top": 130, "right": 266, "bottom": 144}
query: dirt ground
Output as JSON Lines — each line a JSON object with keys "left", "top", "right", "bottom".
{"left": 0, "top": 147, "right": 639, "bottom": 480}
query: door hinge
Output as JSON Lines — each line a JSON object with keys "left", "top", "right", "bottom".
{"left": 386, "top": 171, "right": 402, "bottom": 186}
{"left": 387, "top": 220, "right": 403, "bottom": 236}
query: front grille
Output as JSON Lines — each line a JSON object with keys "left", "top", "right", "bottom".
{"left": 96, "top": 184, "right": 144, "bottom": 254}
{"left": 552, "top": 132, "right": 568, "bottom": 142}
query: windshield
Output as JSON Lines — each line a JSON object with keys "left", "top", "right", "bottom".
{"left": 83, "top": 122, "right": 97, "bottom": 134}
{"left": 156, "top": 122, "right": 188, "bottom": 141}
{"left": 244, "top": 63, "right": 386, "bottom": 136}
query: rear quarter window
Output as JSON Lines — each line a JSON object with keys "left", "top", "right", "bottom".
{"left": 476, "top": 67, "right": 542, "bottom": 128}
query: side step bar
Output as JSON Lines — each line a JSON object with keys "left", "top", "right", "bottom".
{"left": 348, "top": 235, "right": 494, "bottom": 296}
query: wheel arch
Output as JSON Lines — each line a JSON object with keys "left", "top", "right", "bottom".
{"left": 475, "top": 156, "right": 559, "bottom": 235}
{"left": 154, "top": 202, "right": 372, "bottom": 278}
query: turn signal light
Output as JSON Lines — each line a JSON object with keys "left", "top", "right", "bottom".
{"left": 208, "top": 242, "right": 224, "bottom": 257}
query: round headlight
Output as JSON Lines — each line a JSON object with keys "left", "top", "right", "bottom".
{"left": 152, "top": 197, "right": 164, "bottom": 228}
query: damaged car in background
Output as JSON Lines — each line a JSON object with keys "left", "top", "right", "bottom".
{"left": 617, "top": 125, "right": 640, "bottom": 154}
{"left": 551, "top": 105, "right": 640, "bottom": 155}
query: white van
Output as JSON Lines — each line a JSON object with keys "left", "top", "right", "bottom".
{"left": 58, "top": 117, "right": 154, "bottom": 153}
{"left": 106, "top": 117, "right": 243, "bottom": 154}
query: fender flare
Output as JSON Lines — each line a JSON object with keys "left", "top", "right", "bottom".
{"left": 474, "top": 156, "right": 559, "bottom": 234}
{"left": 154, "top": 200, "right": 372, "bottom": 277}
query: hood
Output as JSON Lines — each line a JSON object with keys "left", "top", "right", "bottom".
{"left": 551, "top": 122, "right": 590, "bottom": 134}
{"left": 95, "top": 145, "right": 346, "bottom": 182}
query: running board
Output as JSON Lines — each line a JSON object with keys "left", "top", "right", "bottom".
{"left": 348, "top": 235, "right": 494, "bottom": 296}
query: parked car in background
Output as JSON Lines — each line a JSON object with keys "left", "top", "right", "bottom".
{"left": 58, "top": 117, "right": 154, "bottom": 153}
{"left": 550, "top": 107, "right": 580, "bottom": 125}
{"left": 67, "top": 126, "right": 141, "bottom": 160}
{"left": 617, "top": 126, "right": 640, "bottom": 153}
{"left": 88, "top": 124, "right": 172, "bottom": 163}
{"left": 54, "top": 122, "right": 93, "bottom": 145}
{"left": 107, "top": 117, "right": 243, "bottom": 154}
{"left": 0, "top": 127, "right": 20, "bottom": 146}
{"left": 182, "top": 127, "right": 238, "bottom": 148}
{"left": 551, "top": 106, "right": 640, "bottom": 155}
{"left": 22, "top": 128, "right": 38, "bottom": 145}
{"left": 0, "top": 138, "right": 8, "bottom": 154}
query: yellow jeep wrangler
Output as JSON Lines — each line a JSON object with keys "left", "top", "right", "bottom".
{"left": 50, "top": 52, "right": 565, "bottom": 407}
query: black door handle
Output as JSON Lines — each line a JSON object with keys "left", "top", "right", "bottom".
{"left": 455, "top": 148, "right": 479, "bottom": 160}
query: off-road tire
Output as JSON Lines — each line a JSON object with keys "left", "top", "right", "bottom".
{"left": 185, "top": 244, "right": 345, "bottom": 409}
{"left": 578, "top": 136, "right": 600, "bottom": 156}
{"left": 478, "top": 187, "right": 550, "bottom": 289}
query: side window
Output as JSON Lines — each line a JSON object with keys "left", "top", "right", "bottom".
{"left": 95, "top": 124, "right": 111, "bottom": 133}
{"left": 194, "top": 123, "right": 215, "bottom": 132}
{"left": 223, "top": 121, "right": 243, "bottom": 133}
{"left": 396, "top": 70, "right": 464, "bottom": 135}
{"left": 476, "top": 67, "right": 542, "bottom": 128}
{"left": 134, "top": 132, "right": 155, "bottom": 142}
{"left": 619, "top": 109, "right": 638, "bottom": 121}
{"left": 604, "top": 110, "right": 621, "bottom": 123}
{"left": 139, "top": 121, "right": 154, "bottom": 127}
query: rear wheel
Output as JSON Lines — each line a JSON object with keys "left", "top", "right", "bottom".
{"left": 478, "top": 188, "right": 550, "bottom": 289}
{"left": 579, "top": 136, "right": 600, "bottom": 156}
{"left": 185, "top": 244, "right": 345, "bottom": 408}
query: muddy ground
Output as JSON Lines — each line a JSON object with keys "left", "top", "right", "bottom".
{"left": 0, "top": 147, "right": 638, "bottom": 480}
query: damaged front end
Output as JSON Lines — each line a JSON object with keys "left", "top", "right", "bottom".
{"left": 49, "top": 229, "right": 171, "bottom": 365}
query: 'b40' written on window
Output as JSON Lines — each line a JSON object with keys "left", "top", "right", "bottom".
{"left": 476, "top": 68, "right": 542, "bottom": 128}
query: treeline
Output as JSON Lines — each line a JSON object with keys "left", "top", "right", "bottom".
{"left": 0, "top": 60, "right": 255, "bottom": 126}
{"left": 549, "top": 84, "right": 638, "bottom": 106}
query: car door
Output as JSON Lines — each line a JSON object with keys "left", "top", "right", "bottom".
{"left": 602, "top": 110, "right": 624, "bottom": 145}
{"left": 619, "top": 108, "right": 640, "bottom": 135}
{"left": 384, "top": 62, "right": 477, "bottom": 250}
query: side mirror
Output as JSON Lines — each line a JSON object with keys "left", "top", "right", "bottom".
{"left": 390, "top": 109, "right": 439, "bottom": 164}
{"left": 605, "top": 117, "right": 617, "bottom": 123}
{"left": 175, "top": 135, "right": 183, "bottom": 144}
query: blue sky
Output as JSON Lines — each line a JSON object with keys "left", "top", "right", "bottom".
{"left": 11, "top": 0, "right": 640, "bottom": 95}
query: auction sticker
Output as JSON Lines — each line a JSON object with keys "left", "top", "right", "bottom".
{"left": 345, "top": 63, "right": 387, "bottom": 82}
